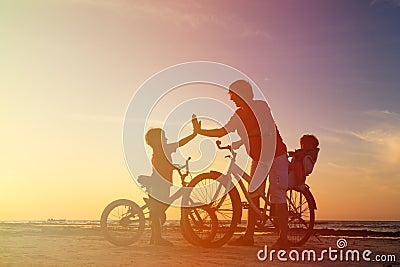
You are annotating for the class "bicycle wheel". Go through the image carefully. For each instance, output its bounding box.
[180,206,218,246]
[100,199,145,246]
[181,172,242,248]
[286,187,315,246]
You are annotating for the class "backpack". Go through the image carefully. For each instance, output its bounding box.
[288,148,319,186]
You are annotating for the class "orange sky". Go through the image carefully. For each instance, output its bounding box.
[1,0,399,221]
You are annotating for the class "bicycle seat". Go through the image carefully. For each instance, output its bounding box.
[138,175,152,193]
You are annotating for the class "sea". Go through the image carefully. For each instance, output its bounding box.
[313,220,400,233]
[0,220,399,238]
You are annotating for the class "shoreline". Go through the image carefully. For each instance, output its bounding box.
[1,221,399,238]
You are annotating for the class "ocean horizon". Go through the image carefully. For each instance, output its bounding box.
[1,220,399,238]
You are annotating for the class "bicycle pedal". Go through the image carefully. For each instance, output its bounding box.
[241,202,249,209]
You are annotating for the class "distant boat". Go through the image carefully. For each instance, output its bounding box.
[47,218,66,222]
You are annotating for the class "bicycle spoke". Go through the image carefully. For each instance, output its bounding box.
[101,200,145,246]
[181,172,241,247]
[286,188,315,246]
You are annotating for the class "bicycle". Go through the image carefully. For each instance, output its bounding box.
[100,157,217,246]
[180,140,317,248]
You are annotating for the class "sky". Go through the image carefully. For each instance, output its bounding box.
[1,0,400,221]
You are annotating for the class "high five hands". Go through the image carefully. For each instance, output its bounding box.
[192,114,201,135]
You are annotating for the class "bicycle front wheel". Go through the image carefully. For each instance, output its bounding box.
[180,205,218,246]
[286,187,315,246]
[181,171,242,248]
[100,199,145,246]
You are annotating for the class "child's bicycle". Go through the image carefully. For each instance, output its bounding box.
[179,140,317,248]
[100,157,213,246]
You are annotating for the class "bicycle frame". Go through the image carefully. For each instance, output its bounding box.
[213,144,269,223]
[139,156,207,209]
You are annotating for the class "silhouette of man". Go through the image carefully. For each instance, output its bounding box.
[194,80,289,247]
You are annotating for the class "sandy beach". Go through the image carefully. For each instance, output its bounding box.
[0,222,399,267]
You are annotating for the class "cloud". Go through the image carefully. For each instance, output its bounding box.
[354,129,400,163]
[70,0,121,8]
[73,0,230,29]
[129,2,269,39]
[74,114,123,124]
[238,25,271,39]
[347,111,400,164]
[320,109,400,186]
[70,0,270,39]
[325,110,400,142]
[370,0,400,7]
[319,128,361,143]
[363,109,400,122]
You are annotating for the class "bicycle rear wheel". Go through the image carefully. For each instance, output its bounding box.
[181,172,242,248]
[100,199,145,246]
[286,187,315,246]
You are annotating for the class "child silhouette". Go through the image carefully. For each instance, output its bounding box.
[288,134,320,188]
[143,116,199,246]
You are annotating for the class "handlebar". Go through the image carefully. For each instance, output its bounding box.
[216,140,232,151]
[216,140,237,160]
[185,156,191,169]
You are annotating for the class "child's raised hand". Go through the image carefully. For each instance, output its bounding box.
[192,114,201,134]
